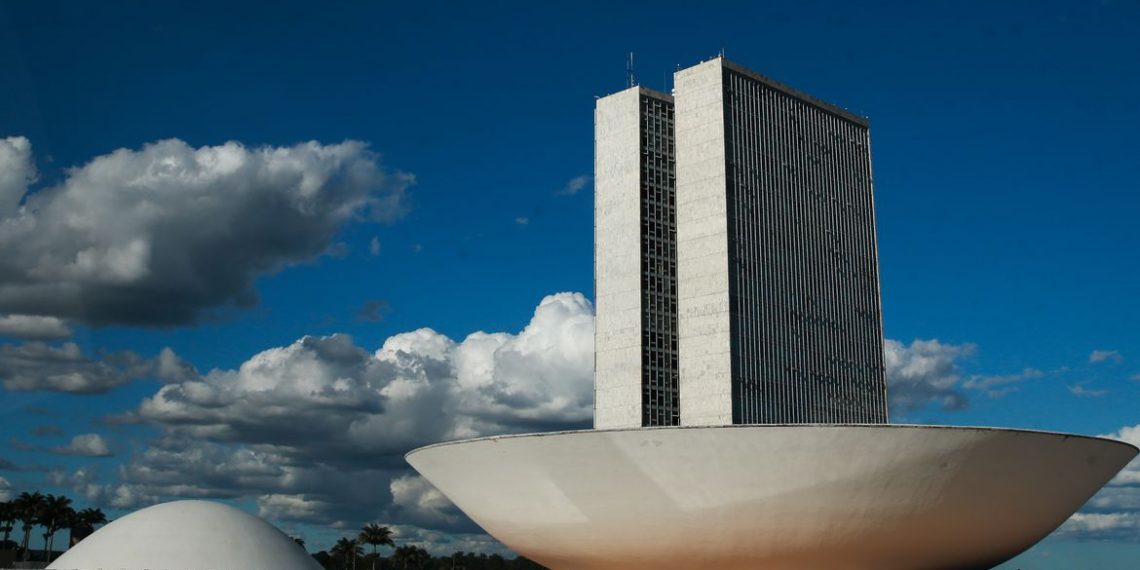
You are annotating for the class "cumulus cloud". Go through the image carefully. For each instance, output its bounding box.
[1067,382,1108,398]
[51,466,148,509]
[63,435,465,533]
[1090,349,1124,364]
[153,347,200,384]
[884,339,975,413]
[0,137,37,217]
[557,174,591,196]
[1106,425,1140,486]
[389,526,509,557]
[73,293,593,533]
[137,293,593,464]
[0,341,149,394]
[1088,487,1140,511]
[52,433,113,457]
[961,368,1042,399]
[0,315,72,340]
[259,494,337,526]
[1059,424,1140,541]
[0,138,411,326]
[1059,513,1140,539]
[389,474,464,529]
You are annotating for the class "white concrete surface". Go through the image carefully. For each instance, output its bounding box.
[674,59,734,426]
[48,500,320,570]
[407,425,1137,570]
[593,86,646,429]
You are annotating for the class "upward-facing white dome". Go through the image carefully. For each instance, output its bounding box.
[49,500,321,570]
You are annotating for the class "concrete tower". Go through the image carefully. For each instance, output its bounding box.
[594,86,679,429]
[674,57,888,425]
[595,57,888,428]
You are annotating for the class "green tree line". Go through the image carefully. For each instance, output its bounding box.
[0,491,108,563]
[311,524,547,570]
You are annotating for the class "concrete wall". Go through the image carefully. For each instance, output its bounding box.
[674,59,734,426]
[593,87,643,429]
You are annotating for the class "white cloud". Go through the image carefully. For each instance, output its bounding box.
[961,367,1042,399]
[1059,513,1140,538]
[1088,487,1140,511]
[52,433,113,457]
[137,292,594,462]
[0,475,11,501]
[388,526,509,557]
[79,293,594,533]
[369,236,382,256]
[1059,424,1140,541]
[0,314,72,340]
[0,138,411,326]
[1090,349,1124,364]
[154,347,200,384]
[0,341,148,393]
[0,136,37,217]
[389,474,462,528]
[258,494,330,524]
[63,436,439,532]
[884,339,975,413]
[514,216,529,225]
[557,174,591,196]
[1105,425,1140,486]
[1068,382,1108,398]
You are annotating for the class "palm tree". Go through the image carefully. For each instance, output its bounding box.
[390,545,430,570]
[70,508,107,547]
[40,494,73,562]
[0,501,16,548]
[12,491,44,561]
[330,537,363,570]
[74,508,106,544]
[358,523,394,570]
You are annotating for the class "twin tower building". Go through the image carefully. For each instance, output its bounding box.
[594,56,889,429]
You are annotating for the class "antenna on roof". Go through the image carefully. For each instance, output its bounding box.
[627,52,636,88]
[719,47,726,58]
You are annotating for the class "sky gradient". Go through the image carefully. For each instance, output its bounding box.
[1,1,1138,567]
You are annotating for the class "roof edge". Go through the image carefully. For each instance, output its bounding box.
[714,57,869,127]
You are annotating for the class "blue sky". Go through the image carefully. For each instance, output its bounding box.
[0,1,1137,566]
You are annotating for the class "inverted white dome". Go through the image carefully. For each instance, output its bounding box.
[408,425,1138,570]
[49,500,320,570]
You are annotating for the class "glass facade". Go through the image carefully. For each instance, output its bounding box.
[721,67,888,424]
[638,93,680,427]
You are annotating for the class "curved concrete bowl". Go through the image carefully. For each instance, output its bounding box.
[407,425,1136,570]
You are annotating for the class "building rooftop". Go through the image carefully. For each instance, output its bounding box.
[681,56,870,127]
